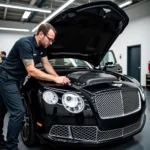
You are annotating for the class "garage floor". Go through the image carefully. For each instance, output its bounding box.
[3,89,150,150]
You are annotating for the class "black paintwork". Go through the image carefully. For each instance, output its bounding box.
[20,67,146,146]
[47,1,129,67]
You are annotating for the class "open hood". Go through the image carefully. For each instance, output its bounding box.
[47,1,129,67]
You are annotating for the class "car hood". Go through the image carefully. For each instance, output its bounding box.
[47,1,129,66]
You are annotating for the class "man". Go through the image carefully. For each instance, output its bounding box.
[0,23,70,150]
[0,51,7,64]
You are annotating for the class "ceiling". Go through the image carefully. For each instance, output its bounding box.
[0,0,145,24]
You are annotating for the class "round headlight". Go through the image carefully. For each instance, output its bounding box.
[43,90,58,104]
[62,92,85,114]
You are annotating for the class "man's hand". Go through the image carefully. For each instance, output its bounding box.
[54,76,70,85]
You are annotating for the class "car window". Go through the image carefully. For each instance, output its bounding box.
[64,58,74,66]
[74,59,89,67]
[53,58,91,67]
[35,58,92,68]
[100,51,116,66]
[108,52,116,64]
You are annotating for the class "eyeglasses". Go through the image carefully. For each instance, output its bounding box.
[45,35,55,43]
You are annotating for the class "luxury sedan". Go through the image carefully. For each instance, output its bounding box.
[20,0,146,147]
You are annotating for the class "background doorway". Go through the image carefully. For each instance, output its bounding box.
[127,45,141,83]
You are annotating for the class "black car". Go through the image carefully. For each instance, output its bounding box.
[20,1,146,147]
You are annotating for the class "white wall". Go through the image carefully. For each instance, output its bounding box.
[110,0,150,86]
[0,31,30,55]
[0,20,37,55]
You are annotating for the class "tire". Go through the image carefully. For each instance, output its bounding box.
[21,94,38,147]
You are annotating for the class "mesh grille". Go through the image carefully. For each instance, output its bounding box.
[124,119,142,136]
[72,126,97,141]
[49,117,143,142]
[50,125,70,138]
[95,91,124,119]
[122,90,140,114]
[95,89,141,119]
[97,128,123,141]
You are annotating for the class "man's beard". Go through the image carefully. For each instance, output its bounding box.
[39,40,46,48]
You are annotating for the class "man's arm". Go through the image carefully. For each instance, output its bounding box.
[23,59,56,81]
[40,56,58,77]
[22,59,70,84]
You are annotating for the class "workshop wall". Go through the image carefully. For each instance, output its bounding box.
[110,0,150,86]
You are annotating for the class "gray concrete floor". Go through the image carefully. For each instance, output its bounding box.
[3,89,150,150]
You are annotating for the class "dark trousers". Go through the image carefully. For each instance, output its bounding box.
[0,72,25,150]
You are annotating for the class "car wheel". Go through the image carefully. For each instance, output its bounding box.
[21,94,37,146]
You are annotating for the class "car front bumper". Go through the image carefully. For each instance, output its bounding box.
[37,114,146,147]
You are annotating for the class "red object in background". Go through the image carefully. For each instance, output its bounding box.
[119,54,122,59]
[148,61,150,73]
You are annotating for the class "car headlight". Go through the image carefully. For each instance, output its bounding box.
[62,92,85,114]
[43,90,58,104]
[139,86,146,101]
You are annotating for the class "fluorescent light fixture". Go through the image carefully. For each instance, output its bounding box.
[0,3,51,13]
[119,0,132,8]
[0,27,29,32]
[32,0,75,32]
[22,11,31,19]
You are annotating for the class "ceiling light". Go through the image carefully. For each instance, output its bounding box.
[32,0,75,32]
[119,0,132,8]
[22,11,31,19]
[0,27,29,32]
[0,3,51,13]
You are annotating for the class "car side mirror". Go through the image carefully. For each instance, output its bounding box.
[105,61,113,66]
[105,61,115,67]
[103,61,115,71]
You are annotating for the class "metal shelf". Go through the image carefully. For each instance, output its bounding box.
[146,74,150,89]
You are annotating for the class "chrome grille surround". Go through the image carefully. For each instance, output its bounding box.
[49,117,143,143]
[94,89,141,119]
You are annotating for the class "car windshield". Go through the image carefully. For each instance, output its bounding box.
[36,51,116,68]
[35,58,92,68]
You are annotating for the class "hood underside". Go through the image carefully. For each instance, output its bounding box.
[48,1,129,66]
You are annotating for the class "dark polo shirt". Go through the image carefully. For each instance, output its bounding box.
[0,35,47,81]
[2,57,6,61]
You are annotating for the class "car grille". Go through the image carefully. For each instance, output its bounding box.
[49,117,143,142]
[50,125,70,139]
[72,126,97,141]
[94,89,141,119]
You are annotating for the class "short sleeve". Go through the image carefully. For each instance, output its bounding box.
[17,38,33,60]
[41,48,47,58]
